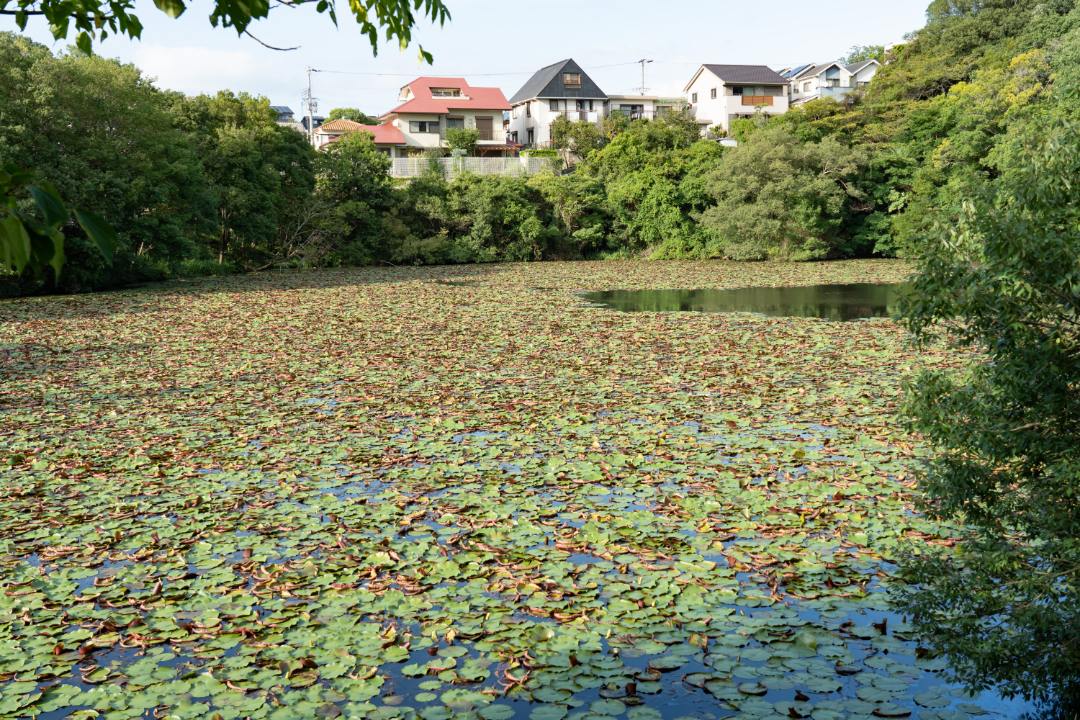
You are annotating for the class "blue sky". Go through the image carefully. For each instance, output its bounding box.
[5,0,929,118]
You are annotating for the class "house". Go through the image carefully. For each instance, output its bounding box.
[376,77,515,158]
[684,64,791,134]
[299,116,326,133]
[845,59,880,87]
[313,118,407,156]
[507,59,607,146]
[271,105,295,124]
[781,60,881,106]
[606,95,686,121]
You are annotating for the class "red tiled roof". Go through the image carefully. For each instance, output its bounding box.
[325,123,406,145]
[390,77,511,114]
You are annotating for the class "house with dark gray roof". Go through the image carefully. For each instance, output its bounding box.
[683,64,791,134]
[506,59,607,146]
[780,59,881,106]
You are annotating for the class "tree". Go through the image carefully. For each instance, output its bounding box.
[316,129,393,264]
[0,0,448,60]
[841,44,885,65]
[895,112,1080,709]
[699,126,871,260]
[327,108,378,125]
[0,0,449,279]
[1,33,206,290]
[171,90,315,267]
[444,126,480,156]
[549,116,603,165]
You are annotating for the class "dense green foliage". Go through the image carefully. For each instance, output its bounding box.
[0,0,449,280]
[326,108,379,125]
[7,0,1080,294]
[896,111,1080,708]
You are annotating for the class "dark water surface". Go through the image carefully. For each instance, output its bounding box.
[583,283,908,321]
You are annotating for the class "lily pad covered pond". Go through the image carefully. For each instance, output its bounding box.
[581,284,907,322]
[0,260,1031,720]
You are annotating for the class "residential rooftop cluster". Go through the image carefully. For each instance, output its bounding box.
[272,56,882,162]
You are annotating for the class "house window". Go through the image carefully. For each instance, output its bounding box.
[431,88,461,97]
[408,120,439,133]
[710,88,717,99]
[826,79,840,87]
[511,131,518,143]
[527,128,534,144]
[446,117,465,129]
[691,92,697,103]
[732,86,744,95]
[588,100,594,111]
[803,82,811,93]
[563,73,581,86]
[526,103,531,117]
[550,100,559,111]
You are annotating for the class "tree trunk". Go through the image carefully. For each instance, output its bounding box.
[219,209,230,264]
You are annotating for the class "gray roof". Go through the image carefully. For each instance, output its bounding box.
[701,64,789,84]
[508,59,607,105]
[781,64,812,79]
[844,59,878,73]
[793,62,842,79]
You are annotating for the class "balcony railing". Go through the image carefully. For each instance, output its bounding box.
[740,96,775,106]
[390,156,554,178]
[440,127,507,143]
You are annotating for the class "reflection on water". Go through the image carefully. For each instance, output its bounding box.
[582,283,908,321]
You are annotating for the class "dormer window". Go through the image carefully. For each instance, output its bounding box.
[431,88,461,97]
[563,73,581,86]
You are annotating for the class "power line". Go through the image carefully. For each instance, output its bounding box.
[311,60,641,77]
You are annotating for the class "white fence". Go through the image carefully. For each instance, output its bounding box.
[391,156,555,178]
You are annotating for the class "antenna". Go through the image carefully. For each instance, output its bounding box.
[303,67,320,145]
[637,59,653,96]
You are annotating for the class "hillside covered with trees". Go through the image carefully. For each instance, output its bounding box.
[3,0,1080,293]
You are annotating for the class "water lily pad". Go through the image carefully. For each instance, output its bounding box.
[531,706,569,720]
[914,693,951,708]
[589,699,626,716]
[648,655,688,671]
[479,705,517,720]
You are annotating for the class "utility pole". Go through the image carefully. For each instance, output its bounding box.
[637,59,653,96]
[303,67,319,145]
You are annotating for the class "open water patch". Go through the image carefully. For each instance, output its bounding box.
[581,283,908,321]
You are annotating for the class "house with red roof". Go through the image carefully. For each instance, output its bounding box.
[314,118,407,156]
[376,77,517,157]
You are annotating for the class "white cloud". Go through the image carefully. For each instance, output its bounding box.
[131,43,286,96]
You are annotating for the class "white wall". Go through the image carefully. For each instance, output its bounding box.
[388,109,508,154]
[507,98,603,144]
[851,64,878,85]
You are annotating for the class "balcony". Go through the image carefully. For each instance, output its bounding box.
[740,95,775,106]
[440,127,507,143]
[614,109,677,121]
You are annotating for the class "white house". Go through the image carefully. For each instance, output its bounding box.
[780,60,881,106]
[846,59,880,87]
[683,64,791,134]
[376,77,515,158]
[507,59,607,147]
[605,95,686,121]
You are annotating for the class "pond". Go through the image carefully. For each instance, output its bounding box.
[582,283,907,321]
[4,261,1056,720]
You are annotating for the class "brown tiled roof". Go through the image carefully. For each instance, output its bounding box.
[317,118,367,132]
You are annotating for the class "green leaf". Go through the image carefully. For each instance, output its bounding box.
[152,0,187,18]
[28,184,67,227]
[73,209,118,264]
